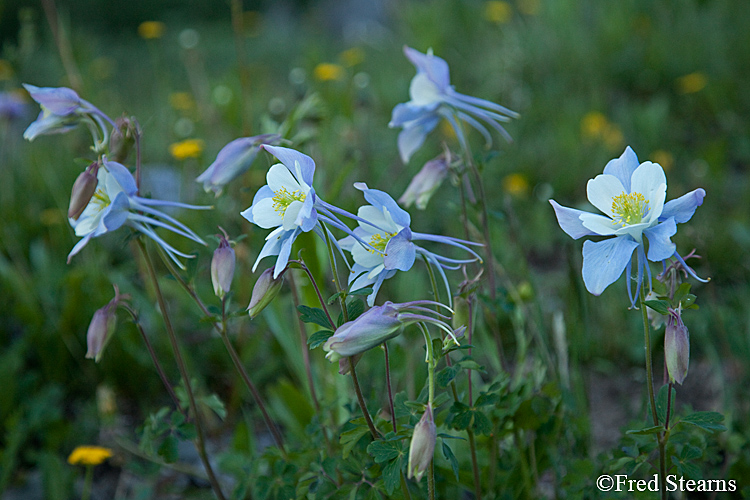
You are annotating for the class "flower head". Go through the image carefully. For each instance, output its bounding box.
[67,446,113,466]
[240,145,319,277]
[197,134,281,196]
[399,149,451,210]
[339,183,482,306]
[323,300,460,362]
[665,306,690,384]
[550,146,706,305]
[407,403,436,482]
[170,138,203,160]
[389,46,518,163]
[69,157,210,269]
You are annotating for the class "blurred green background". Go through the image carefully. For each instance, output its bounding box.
[2,0,750,497]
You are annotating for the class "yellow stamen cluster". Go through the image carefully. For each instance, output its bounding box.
[67,445,113,466]
[612,192,649,225]
[272,187,306,216]
[368,232,396,254]
[92,187,111,210]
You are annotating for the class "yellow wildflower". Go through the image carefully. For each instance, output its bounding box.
[484,1,512,24]
[650,150,674,171]
[67,446,113,466]
[676,72,707,94]
[313,63,345,82]
[170,139,204,160]
[339,47,365,67]
[581,111,608,139]
[138,21,166,40]
[169,92,195,112]
[502,173,529,197]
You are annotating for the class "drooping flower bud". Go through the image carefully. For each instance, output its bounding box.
[86,285,128,362]
[197,134,282,197]
[211,228,235,298]
[665,306,689,385]
[247,267,285,318]
[398,149,450,210]
[407,403,436,482]
[68,162,100,220]
[109,116,137,163]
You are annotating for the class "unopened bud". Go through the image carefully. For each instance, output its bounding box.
[68,162,99,220]
[247,267,284,318]
[86,285,127,362]
[452,295,470,331]
[407,403,436,482]
[665,307,690,385]
[211,229,235,298]
[109,116,136,163]
[399,150,450,210]
[323,302,403,362]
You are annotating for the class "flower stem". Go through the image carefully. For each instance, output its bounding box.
[287,272,322,413]
[384,342,397,434]
[419,323,436,500]
[121,304,182,413]
[350,357,379,440]
[137,240,226,500]
[639,286,666,500]
[322,224,349,323]
[288,259,335,329]
[220,297,287,457]
[81,465,93,500]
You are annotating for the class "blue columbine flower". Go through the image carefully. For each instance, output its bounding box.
[196,134,281,197]
[389,46,519,163]
[339,183,483,306]
[22,84,116,144]
[550,146,706,306]
[69,157,210,268]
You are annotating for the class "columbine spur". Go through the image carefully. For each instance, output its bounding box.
[550,146,706,305]
[389,46,519,163]
[339,183,482,306]
[69,157,209,268]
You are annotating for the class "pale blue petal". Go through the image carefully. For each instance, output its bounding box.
[383,228,416,271]
[274,227,300,278]
[251,197,283,229]
[403,46,450,90]
[102,193,130,232]
[643,218,677,262]
[579,212,620,236]
[262,145,316,187]
[549,200,596,239]
[23,84,81,115]
[104,159,138,196]
[67,233,94,263]
[582,237,639,296]
[397,115,440,163]
[355,184,411,229]
[241,186,274,225]
[297,192,318,232]
[602,146,639,192]
[660,188,706,224]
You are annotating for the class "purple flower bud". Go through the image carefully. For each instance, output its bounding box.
[211,229,236,298]
[665,307,690,385]
[197,134,281,197]
[399,150,450,210]
[407,403,436,482]
[323,302,403,362]
[109,116,137,163]
[86,286,127,362]
[247,267,285,318]
[68,162,100,220]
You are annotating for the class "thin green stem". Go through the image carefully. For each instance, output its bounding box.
[138,240,226,500]
[288,272,322,412]
[322,225,348,323]
[81,465,93,500]
[121,304,181,412]
[220,297,287,457]
[419,323,436,500]
[639,286,666,500]
[288,259,335,328]
[384,343,398,434]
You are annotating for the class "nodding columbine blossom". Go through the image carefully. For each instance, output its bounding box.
[338,183,483,306]
[407,403,436,482]
[550,146,707,306]
[322,300,464,362]
[665,306,690,384]
[197,134,281,197]
[22,84,116,145]
[389,46,519,163]
[69,157,210,268]
[399,149,451,210]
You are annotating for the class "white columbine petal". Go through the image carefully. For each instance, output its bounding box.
[586,174,625,218]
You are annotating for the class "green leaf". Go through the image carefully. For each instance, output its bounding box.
[349,287,373,297]
[346,299,365,322]
[175,421,197,441]
[682,294,697,308]
[381,456,405,496]
[644,300,670,316]
[340,423,371,459]
[626,425,664,435]
[475,392,499,407]
[158,435,179,463]
[441,441,460,481]
[297,305,334,329]
[327,291,344,305]
[436,365,461,388]
[656,384,675,425]
[680,445,703,462]
[673,282,692,304]
[307,330,334,350]
[678,411,727,433]
[200,393,227,420]
[367,440,401,464]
